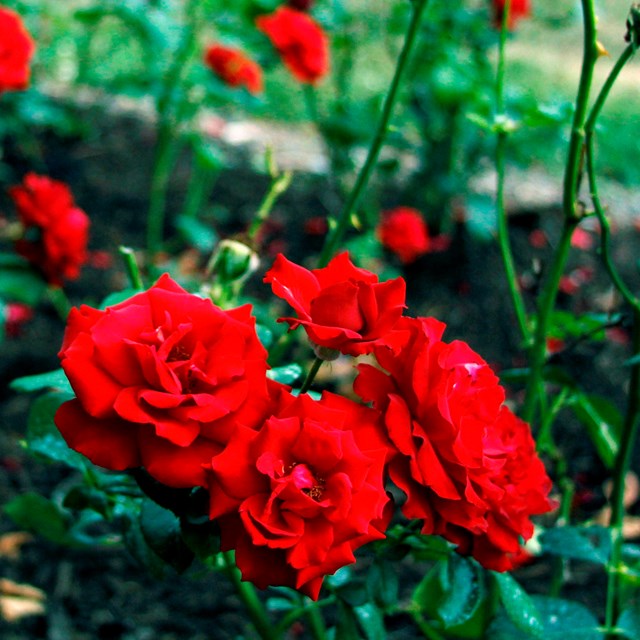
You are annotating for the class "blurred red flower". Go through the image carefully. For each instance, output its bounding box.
[378,206,430,264]
[492,0,531,30]
[204,44,263,95]
[264,252,406,356]
[355,316,555,571]
[256,7,329,84]
[9,173,90,286]
[207,390,391,599]
[0,7,34,93]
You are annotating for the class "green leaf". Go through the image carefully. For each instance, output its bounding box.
[26,392,88,471]
[267,364,303,385]
[10,369,72,394]
[0,263,47,306]
[437,556,485,628]
[568,393,622,469]
[488,595,603,639]
[4,493,70,545]
[139,498,194,574]
[367,559,398,612]
[353,603,386,640]
[175,215,218,252]
[617,606,640,640]
[549,311,608,342]
[180,518,220,561]
[494,572,545,638]
[539,526,611,565]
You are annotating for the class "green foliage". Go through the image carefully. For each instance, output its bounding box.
[487,595,604,640]
[539,525,611,565]
[493,572,545,638]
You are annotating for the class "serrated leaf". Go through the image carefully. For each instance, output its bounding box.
[267,364,303,385]
[568,393,621,469]
[10,369,72,393]
[539,526,611,565]
[488,595,603,639]
[494,572,545,638]
[26,392,88,471]
[4,493,70,545]
[139,498,194,573]
[437,556,485,628]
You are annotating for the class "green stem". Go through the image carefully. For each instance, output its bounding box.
[302,597,328,640]
[494,0,530,345]
[147,0,199,256]
[299,357,324,394]
[118,246,144,290]
[248,170,294,242]
[605,308,640,638]
[562,0,598,222]
[584,43,640,312]
[408,607,447,640]
[317,0,432,267]
[221,551,278,640]
[47,285,72,322]
[522,0,598,424]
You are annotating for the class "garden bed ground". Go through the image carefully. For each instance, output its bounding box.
[1,97,639,639]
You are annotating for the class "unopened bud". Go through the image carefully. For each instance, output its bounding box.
[209,239,259,285]
[625,4,640,47]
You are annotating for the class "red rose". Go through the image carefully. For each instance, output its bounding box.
[55,274,272,488]
[264,252,406,356]
[492,0,531,29]
[354,316,554,571]
[0,7,34,93]
[10,173,90,285]
[378,207,430,265]
[204,44,263,95]
[256,7,329,84]
[207,390,391,599]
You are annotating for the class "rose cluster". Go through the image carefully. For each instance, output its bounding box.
[204,4,329,93]
[55,253,554,598]
[9,173,90,286]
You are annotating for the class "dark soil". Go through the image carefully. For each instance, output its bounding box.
[1,98,639,639]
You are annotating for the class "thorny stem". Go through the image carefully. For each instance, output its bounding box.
[605,308,640,637]
[221,551,278,640]
[494,0,530,345]
[317,0,432,267]
[522,0,598,424]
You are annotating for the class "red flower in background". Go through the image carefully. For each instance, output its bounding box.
[208,390,391,599]
[492,0,531,30]
[204,44,263,95]
[355,316,554,571]
[256,7,329,84]
[55,274,272,488]
[0,7,34,93]
[378,207,430,264]
[264,252,406,356]
[9,173,89,285]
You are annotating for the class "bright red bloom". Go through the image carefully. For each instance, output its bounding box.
[264,252,406,356]
[207,390,391,599]
[378,207,430,265]
[256,7,329,84]
[10,173,90,285]
[0,7,34,93]
[204,44,263,95]
[492,0,531,30]
[55,274,272,488]
[355,316,555,571]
